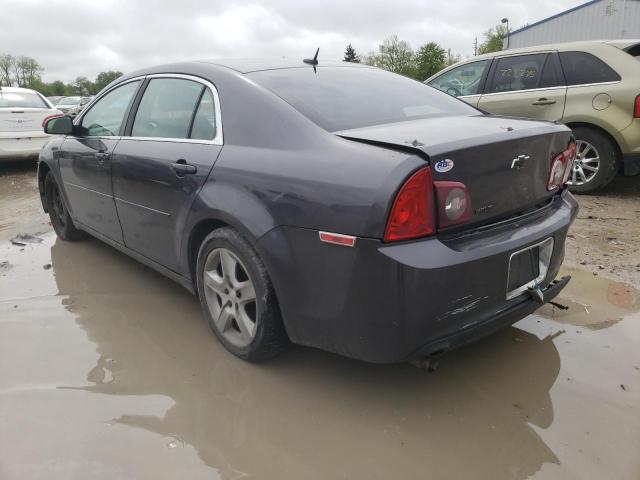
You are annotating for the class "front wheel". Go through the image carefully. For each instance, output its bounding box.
[567,127,619,193]
[196,227,288,361]
[44,172,87,241]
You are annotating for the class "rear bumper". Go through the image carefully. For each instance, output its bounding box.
[0,135,51,160]
[257,190,579,363]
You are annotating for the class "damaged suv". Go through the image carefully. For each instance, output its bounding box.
[38,60,578,363]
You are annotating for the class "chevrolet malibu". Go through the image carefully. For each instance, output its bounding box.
[38,59,578,363]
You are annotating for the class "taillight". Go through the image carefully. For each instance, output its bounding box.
[42,114,63,128]
[634,95,640,118]
[547,141,576,190]
[434,181,473,228]
[383,166,435,242]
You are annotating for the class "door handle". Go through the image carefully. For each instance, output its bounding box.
[171,160,197,177]
[532,98,557,106]
[95,152,110,162]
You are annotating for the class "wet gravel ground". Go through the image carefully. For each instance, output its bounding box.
[1,162,639,479]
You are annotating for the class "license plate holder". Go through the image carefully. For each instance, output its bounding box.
[506,238,554,300]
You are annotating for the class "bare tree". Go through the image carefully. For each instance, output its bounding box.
[13,56,43,87]
[0,53,14,86]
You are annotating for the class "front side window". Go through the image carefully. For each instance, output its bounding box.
[131,78,204,139]
[428,60,490,97]
[0,91,48,109]
[559,51,621,85]
[487,54,549,93]
[80,81,140,136]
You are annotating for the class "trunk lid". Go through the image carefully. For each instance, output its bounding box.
[337,115,572,229]
[0,107,55,134]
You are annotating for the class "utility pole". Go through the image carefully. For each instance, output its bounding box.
[473,37,478,56]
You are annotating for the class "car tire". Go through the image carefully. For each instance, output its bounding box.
[196,227,289,362]
[568,127,619,194]
[44,172,87,241]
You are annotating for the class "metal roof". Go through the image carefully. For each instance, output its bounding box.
[509,0,602,36]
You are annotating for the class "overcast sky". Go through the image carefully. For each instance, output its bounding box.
[1,0,582,82]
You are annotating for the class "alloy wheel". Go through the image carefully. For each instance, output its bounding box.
[202,248,258,347]
[568,140,600,186]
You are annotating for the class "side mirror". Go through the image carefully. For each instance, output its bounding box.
[44,115,74,135]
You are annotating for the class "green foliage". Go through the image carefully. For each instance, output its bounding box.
[415,42,446,80]
[343,44,360,63]
[478,24,507,55]
[0,51,123,97]
[365,35,417,78]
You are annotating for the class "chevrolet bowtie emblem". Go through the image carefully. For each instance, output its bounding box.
[511,154,531,170]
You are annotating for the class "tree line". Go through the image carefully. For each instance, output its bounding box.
[0,53,122,96]
[343,26,505,80]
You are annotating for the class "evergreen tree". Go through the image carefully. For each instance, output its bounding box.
[343,44,360,63]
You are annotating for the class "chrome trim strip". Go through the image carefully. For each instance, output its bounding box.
[114,196,171,216]
[567,80,621,88]
[65,182,112,198]
[480,86,567,98]
[75,73,224,146]
[458,94,481,100]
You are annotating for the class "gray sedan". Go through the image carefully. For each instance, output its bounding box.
[38,59,578,363]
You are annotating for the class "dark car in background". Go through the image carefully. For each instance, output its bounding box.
[38,60,578,363]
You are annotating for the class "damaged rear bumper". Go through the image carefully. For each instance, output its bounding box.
[257,190,579,363]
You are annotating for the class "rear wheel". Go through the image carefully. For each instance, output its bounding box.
[44,173,86,241]
[196,227,288,361]
[567,127,619,193]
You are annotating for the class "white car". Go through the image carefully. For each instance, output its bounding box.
[0,86,62,161]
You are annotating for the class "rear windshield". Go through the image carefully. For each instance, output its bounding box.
[248,66,478,131]
[0,91,48,109]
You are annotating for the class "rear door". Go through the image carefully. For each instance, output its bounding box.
[111,75,222,273]
[427,59,492,107]
[58,79,142,243]
[478,53,567,121]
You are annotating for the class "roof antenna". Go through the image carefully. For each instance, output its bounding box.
[303,48,319,73]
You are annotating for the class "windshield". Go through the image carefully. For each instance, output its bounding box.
[248,66,479,131]
[58,96,81,105]
[0,91,49,109]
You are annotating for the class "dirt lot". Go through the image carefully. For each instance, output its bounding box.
[1,162,639,479]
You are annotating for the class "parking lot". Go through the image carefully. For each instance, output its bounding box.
[0,161,638,479]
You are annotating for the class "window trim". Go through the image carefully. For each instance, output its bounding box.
[74,73,224,145]
[557,50,622,87]
[125,73,223,145]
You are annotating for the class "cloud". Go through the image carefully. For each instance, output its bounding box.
[0,0,580,82]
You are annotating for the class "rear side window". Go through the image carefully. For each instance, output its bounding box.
[0,91,48,109]
[539,54,565,88]
[625,43,640,60]
[190,89,216,140]
[131,78,204,139]
[428,60,490,97]
[487,54,548,93]
[559,51,621,85]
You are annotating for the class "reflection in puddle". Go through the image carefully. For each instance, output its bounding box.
[1,234,639,479]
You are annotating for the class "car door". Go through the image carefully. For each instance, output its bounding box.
[58,79,142,243]
[111,75,223,273]
[427,59,492,107]
[477,53,567,121]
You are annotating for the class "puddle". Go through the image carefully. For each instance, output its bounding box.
[1,234,639,479]
[538,267,638,330]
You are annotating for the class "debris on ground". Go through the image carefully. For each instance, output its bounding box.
[10,233,43,246]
